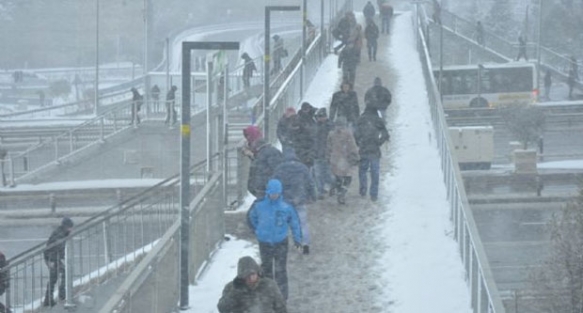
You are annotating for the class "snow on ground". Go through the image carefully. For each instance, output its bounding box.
[186,12,471,313]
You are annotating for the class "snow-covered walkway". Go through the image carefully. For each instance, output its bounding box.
[187,12,472,313]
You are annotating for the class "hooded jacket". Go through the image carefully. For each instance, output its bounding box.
[354,107,390,158]
[217,256,287,313]
[364,78,392,111]
[44,225,71,262]
[248,179,302,245]
[247,140,284,198]
[243,125,263,152]
[272,150,316,206]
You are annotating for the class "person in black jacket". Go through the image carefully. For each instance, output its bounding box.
[43,217,74,307]
[0,251,10,313]
[165,85,178,126]
[241,52,257,89]
[247,139,284,199]
[364,18,380,62]
[293,102,317,168]
[276,107,298,156]
[130,88,143,125]
[329,81,360,128]
[354,105,389,202]
[364,77,392,120]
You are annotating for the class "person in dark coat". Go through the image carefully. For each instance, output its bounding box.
[516,35,528,61]
[329,80,360,127]
[338,44,360,86]
[247,139,284,199]
[364,18,380,62]
[273,149,316,254]
[0,251,10,313]
[354,105,389,202]
[364,77,392,120]
[165,85,178,126]
[241,52,257,89]
[276,107,298,156]
[313,108,335,199]
[327,116,359,204]
[247,179,303,301]
[363,1,376,20]
[333,11,356,54]
[130,88,143,125]
[150,84,161,112]
[293,102,317,168]
[43,217,74,307]
[217,256,287,313]
[544,69,552,101]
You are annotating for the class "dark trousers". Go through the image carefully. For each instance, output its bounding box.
[381,16,390,33]
[259,240,289,300]
[165,101,177,125]
[44,260,65,305]
[516,48,527,61]
[367,40,377,61]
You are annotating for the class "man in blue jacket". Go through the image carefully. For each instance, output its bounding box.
[248,179,302,301]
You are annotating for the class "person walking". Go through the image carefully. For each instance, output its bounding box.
[293,102,317,169]
[332,12,356,54]
[363,1,376,21]
[273,149,316,254]
[516,35,528,61]
[329,80,360,128]
[247,138,284,200]
[43,217,74,307]
[247,179,303,301]
[217,256,287,313]
[150,84,161,113]
[476,21,484,46]
[130,88,143,125]
[379,1,393,34]
[0,251,10,313]
[364,77,392,120]
[338,44,360,86]
[165,85,178,126]
[276,107,299,156]
[313,108,335,199]
[241,52,257,90]
[354,104,390,202]
[364,18,380,62]
[327,116,360,204]
[544,69,552,101]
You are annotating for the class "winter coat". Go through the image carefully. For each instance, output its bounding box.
[43,226,70,262]
[364,85,392,111]
[293,108,317,167]
[379,3,393,16]
[217,257,287,313]
[365,22,380,42]
[247,140,284,198]
[363,2,376,20]
[131,89,143,111]
[339,46,360,72]
[248,179,302,245]
[272,149,316,206]
[276,114,298,147]
[0,252,8,296]
[330,89,360,125]
[314,119,335,159]
[334,16,352,41]
[354,107,390,158]
[327,126,359,176]
[242,54,257,78]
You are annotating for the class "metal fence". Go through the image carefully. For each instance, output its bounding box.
[415,7,506,313]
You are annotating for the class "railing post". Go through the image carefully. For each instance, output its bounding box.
[8,156,15,186]
[103,219,112,264]
[100,116,105,142]
[69,130,74,154]
[64,239,75,308]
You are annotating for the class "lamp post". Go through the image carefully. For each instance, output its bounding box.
[94,0,100,116]
[179,41,239,310]
[263,5,301,141]
[536,0,543,97]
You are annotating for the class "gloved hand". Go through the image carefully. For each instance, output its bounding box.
[294,242,303,252]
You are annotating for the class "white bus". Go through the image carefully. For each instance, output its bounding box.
[433,62,538,109]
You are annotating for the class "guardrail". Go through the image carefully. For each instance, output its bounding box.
[416,7,506,313]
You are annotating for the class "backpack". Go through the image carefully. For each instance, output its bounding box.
[356,116,381,147]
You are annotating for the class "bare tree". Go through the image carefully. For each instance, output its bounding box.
[500,105,545,149]
[530,185,583,312]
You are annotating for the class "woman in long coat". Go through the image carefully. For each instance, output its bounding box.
[326,116,360,204]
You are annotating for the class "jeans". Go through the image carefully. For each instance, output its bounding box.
[294,203,310,245]
[359,155,380,199]
[381,16,390,33]
[367,40,377,61]
[313,159,334,195]
[259,241,289,300]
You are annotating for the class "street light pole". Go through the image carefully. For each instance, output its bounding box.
[536,0,543,97]
[94,0,100,116]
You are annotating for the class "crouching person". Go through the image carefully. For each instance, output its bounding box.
[247,179,303,301]
[217,256,287,313]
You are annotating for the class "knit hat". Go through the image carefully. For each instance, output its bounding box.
[61,217,74,228]
[284,107,296,117]
[316,108,327,118]
[237,256,261,279]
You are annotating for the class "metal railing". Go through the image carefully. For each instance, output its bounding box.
[416,8,506,313]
